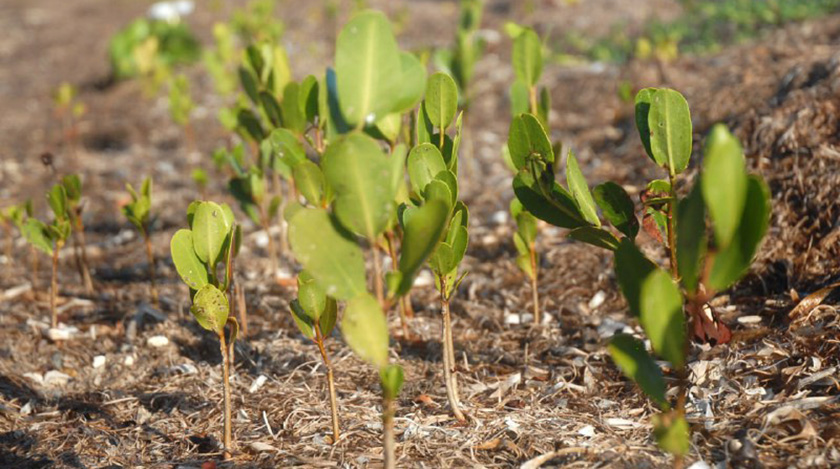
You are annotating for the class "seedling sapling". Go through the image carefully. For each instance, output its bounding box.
[53,82,86,158]
[123,177,159,308]
[22,185,72,328]
[170,201,241,459]
[289,271,340,442]
[409,72,470,421]
[1,202,31,278]
[61,174,94,294]
[505,25,549,324]
[285,10,449,468]
[508,88,770,464]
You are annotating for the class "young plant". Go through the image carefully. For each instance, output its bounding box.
[508,88,770,464]
[433,0,485,108]
[408,72,470,421]
[23,185,72,328]
[284,10,449,468]
[122,177,159,308]
[289,271,340,442]
[202,22,237,96]
[168,74,196,152]
[505,26,548,324]
[60,175,94,294]
[170,201,241,459]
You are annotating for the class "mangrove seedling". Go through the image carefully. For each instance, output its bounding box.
[170,200,241,459]
[510,198,540,323]
[409,71,470,421]
[123,177,159,308]
[61,174,94,294]
[23,185,72,328]
[289,271,340,442]
[507,88,770,464]
[286,10,448,468]
[1,202,31,278]
[507,24,550,127]
[53,82,86,157]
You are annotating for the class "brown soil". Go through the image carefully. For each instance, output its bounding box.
[1,1,839,468]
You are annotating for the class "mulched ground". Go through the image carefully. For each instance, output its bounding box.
[1,1,839,467]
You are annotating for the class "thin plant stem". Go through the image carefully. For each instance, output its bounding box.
[31,245,39,292]
[50,242,62,328]
[382,394,396,469]
[667,173,679,280]
[219,330,233,460]
[529,86,538,116]
[72,214,93,294]
[236,283,248,337]
[143,231,159,309]
[260,207,278,278]
[439,275,465,421]
[530,248,540,325]
[384,231,411,336]
[371,245,384,306]
[315,324,340,443]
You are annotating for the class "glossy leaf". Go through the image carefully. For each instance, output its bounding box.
[593,182,639,239]
[507,113,553,170]
[701,124,747,249]
[288,208,366,300]
[634,87,656,160]
[425,72,458,132]
[322,134,395,240]
[335,10,401,127]
[395,199,449,296]
[640,269,686,368]
[191,201,232,266]
[568,226,620,250]
[380,364,404,399]
[392,52,426,114]
[608,334,668,409]
[341,293,389,368]
[23,219,53,255]
[191,284,229,334]
[407,143,447,195]
[297,270,327,321]
[566,151,600,226]
[289,299,315,339]
[509,81,529,117]
[512,172,584,229]
[648,88,692,175]
[170,229,209,291]
[293,160,325,207]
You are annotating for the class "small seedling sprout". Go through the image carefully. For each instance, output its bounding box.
[123,177,158,308]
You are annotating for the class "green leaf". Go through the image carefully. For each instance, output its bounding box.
[507,113,553,170]
[407,143,447,195]
[297,270,327,321]
[61,174,82,203]
[299,75,319,124]
[288,208,366,300]
[47,185,67,220]
[281,81,306,134]
[614,239,657,317]
[237,108,266,142]
[322,133,395,240]
[267,128,306,169]
[380,364,404,399]
[677,181,706,294]
[653,413,690,456]
[512,28,542,87]
[191,201,232,266]
[425,72,458,132]
[372,112,402,143]
[701,124,747,249]
[593,182,639,239]
[319,297,338,337]
[335,10,401,128]
[341,292,389,369]
[640,269,686,368]
[634,87,656,160]
[191,284,229,334]
[415,102,434,145]
[425,171,458,208]
[648,88,692,175]
[392,52,427,114]
[390,143,408,203]
[512,172,584,229]
[238,66,260,104]
[608,334,668,409]
[259,90,283,128]
[293,160,325,207]
[395,199,449,296]
[565,151,600,226]
[290,299,315,339]
[708,175,770,292]
[170,229,209,291]
[568,226,620,250]
[23,218,53,255]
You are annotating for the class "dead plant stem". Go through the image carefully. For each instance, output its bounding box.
[219,330,233,459]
